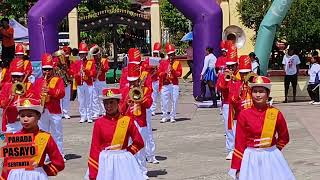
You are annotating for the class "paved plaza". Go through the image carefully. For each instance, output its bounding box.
[3,82,320,180]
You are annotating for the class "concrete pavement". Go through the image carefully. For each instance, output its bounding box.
[2,81,320,180]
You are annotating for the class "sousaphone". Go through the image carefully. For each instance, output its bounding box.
[223,25,246,49]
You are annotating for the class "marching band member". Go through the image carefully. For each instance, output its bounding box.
[215,42,228,73]
[1,98,65,180]
[119,48,153,179]
[31,53,66,160]
[88,88,144,180]
[215,43,228,114]
[92,45,110,119]
[60,46,72,119]
[0,58,33,132]
[158,43,182,123]
[141,42,162,116]
[0,59,11,89]
[227,55,255,160]
[141,43,161,164]
[70,42,97,123]
[216,56,240,160]
[15,43,32,79]
[229,76,295,180]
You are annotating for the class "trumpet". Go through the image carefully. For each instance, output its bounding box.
[244,72,258,84]
[40,73,49,106]
[224,71,234,81]
[12,82,26,96]
[128,75,147,116]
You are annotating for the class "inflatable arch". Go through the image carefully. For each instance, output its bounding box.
[28,0,222,97]
[254,0,293,75]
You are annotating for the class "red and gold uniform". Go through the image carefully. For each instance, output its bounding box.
[119,67,129,89]
[1,129,65,179]
[229,76,294,180]
[119,57,153,128]
[15,43,32,78]
[92,56,110,118]
[119,70,153,128]
[0,66,11,88]
[158,43,182,122]
[0,58,33,132]
[228,56,254,130]
[31,74,65,114]
[1,98,65,180]
[30,53,65,156]
[231,106,290,170]
[96,57,109,82]
[158,59,182,91]
[69,44,96,122]
[119,48,151,178]
[88,88,144,180]
[70,58,96,87]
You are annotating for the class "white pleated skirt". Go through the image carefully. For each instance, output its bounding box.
[229,146,295,180]
[8,167,48,180]
[96,150,144,180]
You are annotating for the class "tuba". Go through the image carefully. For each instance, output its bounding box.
[223,25,246,49]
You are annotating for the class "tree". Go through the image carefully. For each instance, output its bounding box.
[236,0,271,39]
[237,0,320,51]
[160,0,189,52]
[279,0,320,51]
[0,0,36,25]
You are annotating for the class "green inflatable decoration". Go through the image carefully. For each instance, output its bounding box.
[254,0,293,75]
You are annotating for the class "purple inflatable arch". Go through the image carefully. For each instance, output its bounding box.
[28,0,222,97]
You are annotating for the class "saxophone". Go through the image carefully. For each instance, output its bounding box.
[40,73,49,107]
[95,58,102,80]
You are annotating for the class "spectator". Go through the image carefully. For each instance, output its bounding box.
[249,52,260,75]
[183,41,193,82]
[307,51,320,105]
[0,18,15,65]
[282,47,301,103]
[199,47,217,107]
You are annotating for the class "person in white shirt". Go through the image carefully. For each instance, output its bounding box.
[199,47,218,107]
[249,52,260,75]
[307,51,320,105]
[282,48,301,103]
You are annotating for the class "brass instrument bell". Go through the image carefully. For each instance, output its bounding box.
[12,82,26,96]
[223,25,246,49]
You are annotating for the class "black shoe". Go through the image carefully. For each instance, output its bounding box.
[282,99,288,103]
[195,96,203,102]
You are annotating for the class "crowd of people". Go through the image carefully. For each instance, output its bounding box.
[0,23,318,179]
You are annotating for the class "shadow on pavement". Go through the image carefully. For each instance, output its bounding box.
[65,154,82,161]
[147,169,168,177]
[175,117,191,122]
[155,156,167,161]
